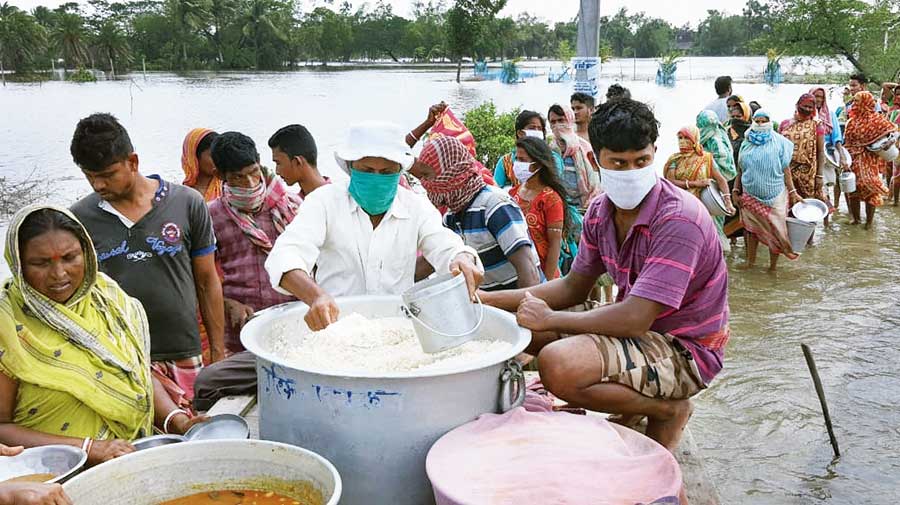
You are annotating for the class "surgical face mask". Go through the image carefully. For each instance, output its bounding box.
[598,163,658,210]
[513,161,537,183]
[523,129,544,139]
[348,168,401,215]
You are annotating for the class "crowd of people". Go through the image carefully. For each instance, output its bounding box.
[1,71,895,504]
[668,75,898,271]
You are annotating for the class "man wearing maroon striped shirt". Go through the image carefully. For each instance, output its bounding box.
[481,98,729,451]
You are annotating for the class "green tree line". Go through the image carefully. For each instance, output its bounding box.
[1,0,898,82]
[0,0,774,75]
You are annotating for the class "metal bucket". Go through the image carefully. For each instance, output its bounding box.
[240,295,530,505]
[824,146,850,186]
[700,180,729,217]
[63,439,341,504]
[401,273,484,353]
[786,217,816,253]
[840,170,857,193]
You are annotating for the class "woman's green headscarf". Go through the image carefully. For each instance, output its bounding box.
[0,205,153,440]
[697,109,738,180]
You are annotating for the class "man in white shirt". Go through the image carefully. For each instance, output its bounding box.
[704,76,732,123]
[265,121,483,330]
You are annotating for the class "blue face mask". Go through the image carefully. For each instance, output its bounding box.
[348,167,401,215]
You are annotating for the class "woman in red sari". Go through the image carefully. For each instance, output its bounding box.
[844,92,894,229]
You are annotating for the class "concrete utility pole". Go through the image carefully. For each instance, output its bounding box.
[576,0,600,58]
[574,0,601,97]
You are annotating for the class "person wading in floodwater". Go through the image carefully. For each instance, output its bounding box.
[480,98,730,452]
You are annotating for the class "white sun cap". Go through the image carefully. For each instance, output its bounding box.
[333,120,415,174]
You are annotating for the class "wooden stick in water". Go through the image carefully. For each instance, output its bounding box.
[801,343,840,458]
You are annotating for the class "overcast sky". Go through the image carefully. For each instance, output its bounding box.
[7,0,746,27]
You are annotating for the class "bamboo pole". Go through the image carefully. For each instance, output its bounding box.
[801,344,840,459]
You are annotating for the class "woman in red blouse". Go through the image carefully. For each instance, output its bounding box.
[510,137,573,280]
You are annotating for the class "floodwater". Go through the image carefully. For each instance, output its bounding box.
[1,56,897,503]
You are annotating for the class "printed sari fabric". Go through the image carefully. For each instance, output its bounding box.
[665,126,713,198]
[0,205,154,441]
[740,191,798,260]
[844,92,894,206]
[780,118,828,203]
[697,110,738,180]
[181,128,222,202]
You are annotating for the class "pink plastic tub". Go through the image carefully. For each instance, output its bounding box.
[426,407,682,505]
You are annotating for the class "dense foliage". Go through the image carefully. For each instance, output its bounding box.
[462,101,519,169]
[1,0,899,83]
[756,0,900,83]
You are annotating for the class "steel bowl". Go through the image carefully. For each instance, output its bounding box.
[132,434,186,451]
[0,445,87,484]
[791,198,829,223]
[184,414,250,441]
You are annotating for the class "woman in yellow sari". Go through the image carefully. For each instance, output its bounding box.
[665,126,736,214]
[0,206,205,466]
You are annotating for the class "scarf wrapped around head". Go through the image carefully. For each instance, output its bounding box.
[419,136,487,213]
[678,126,704,156]
[728,102,753,141]
[665,126,713,188]
[845,91,898,147]
[746,110,773,146]
[697,109,738,179]
[0,205,153,440]
[220,166,301,251]
[182,128,222,202]
[548,104,600,208]
[794,93,817,121]
[809,87,834,135]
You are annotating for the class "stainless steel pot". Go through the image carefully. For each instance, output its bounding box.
[240,295,530,505]
[62,439,341,504]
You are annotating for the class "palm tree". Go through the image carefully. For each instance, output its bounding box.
[52,12,88,68]
[0,3,48,77]
[205,0,237,66]
[166,0,210,68]
[30,5,54,29]
[93,20,131,77]
[239,0,285,70]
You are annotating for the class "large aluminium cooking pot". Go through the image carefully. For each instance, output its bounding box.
[240,295,531,505]
[62,439,341,504]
